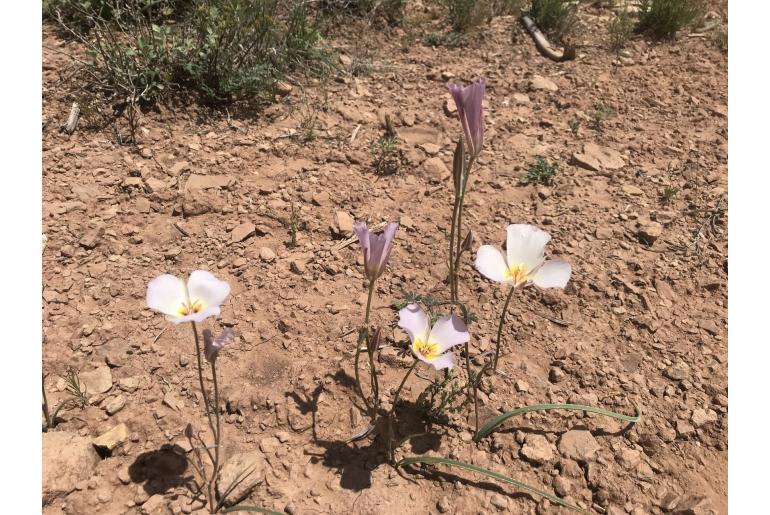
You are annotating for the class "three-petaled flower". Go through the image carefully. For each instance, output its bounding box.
[146,271,231,324]
[353,222,399,282]
[398,304,470,370]
[448,78,486,158]
[475,224,571,289]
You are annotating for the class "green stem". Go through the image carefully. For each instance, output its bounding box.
[452,155,474,302]
[387,359,419,462]
[448,190,461,303]
[462,341,479,432]
[42,373,51,430]
[211,360,222,507]
[474,403,642,442]
[191,322,217,511]
[493,286,516,371]
[354,280,376,417]
[191,322,216,433]
[390,359,418,412]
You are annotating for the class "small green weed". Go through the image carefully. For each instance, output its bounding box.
[520,157,557,186]
[589,103,614,130]
[661,186,679,203]
[568,118,581,136]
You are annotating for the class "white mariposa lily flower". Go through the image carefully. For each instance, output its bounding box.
[475,224,571,289]
[146,271,231,324]
[398,304,470,370]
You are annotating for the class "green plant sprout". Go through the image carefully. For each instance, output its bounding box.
[661,185,679,203]
[589,103,614,130]
[370,116,402,176]
[520,156,557,186]
[42,367,89,431]
[568,117,581,136]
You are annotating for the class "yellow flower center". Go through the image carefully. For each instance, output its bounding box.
[504,264,529,286]
[413,338,440,360]
[178,299,204,316]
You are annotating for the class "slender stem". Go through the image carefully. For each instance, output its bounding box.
[191,322,216,512]
[452,155,475,303]
[390,359,419,413]
[211,361,222,504]
[470,359,495,434]
[448,190,461,303]
[354,280,376,417]
[493,287,517,371]
[387,359,418,463]
[463,341,477,431]
[191,322,217,436]
[368,342,380,413]
[42,374,51,429]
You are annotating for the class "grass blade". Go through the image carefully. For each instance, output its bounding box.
[475,403,641,441]
[222,506,282,514]
[396,455,586,513]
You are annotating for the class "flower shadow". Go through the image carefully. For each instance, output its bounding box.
[285,384,324,441]
[128,444,193,495]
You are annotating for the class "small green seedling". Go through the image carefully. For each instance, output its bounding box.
[520,157,557,186]
[661,186,679,203]
[589,103,614,130]
[568,118,581,136]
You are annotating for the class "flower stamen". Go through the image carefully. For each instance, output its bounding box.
[178,299,203,316]
[505,264,529,287]
[413,339,439,360]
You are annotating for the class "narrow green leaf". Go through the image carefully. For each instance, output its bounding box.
[222,505,282,514]
[475,403,641,441]
[396,455,587,513]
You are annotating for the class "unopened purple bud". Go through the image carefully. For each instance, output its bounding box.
[448,78,485,158]
[353,222,399,282]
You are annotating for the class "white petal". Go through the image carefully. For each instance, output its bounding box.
[398,304,430,343]
[531,259,571,289]
[427,353,455,371]
[506,224,551,272]
[187,271,230,309]
[475,245,512,283]
[428,315,470,352]
[147,274,186,317]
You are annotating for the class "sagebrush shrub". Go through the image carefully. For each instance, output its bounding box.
[608,5,635,51]
[49,0,332,140]
[636,0,701,39]
[319,0,405,26]
[529,0,578,41]
[445,0,487,33]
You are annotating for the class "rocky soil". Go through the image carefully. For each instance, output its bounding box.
[42,4,727,514]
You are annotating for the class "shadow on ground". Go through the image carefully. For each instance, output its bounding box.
[288,370,447,493]
[128,444,193,495]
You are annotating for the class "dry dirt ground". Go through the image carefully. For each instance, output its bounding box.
[42,5,727,515]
